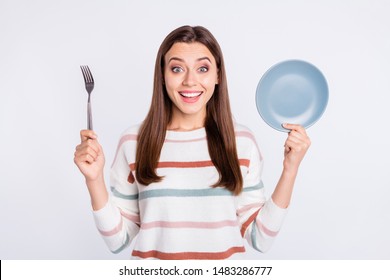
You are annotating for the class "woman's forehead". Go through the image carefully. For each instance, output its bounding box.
[165,42,216,64]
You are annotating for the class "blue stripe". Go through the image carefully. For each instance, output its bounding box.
[111,233,130,254]
[112,181,264,201]
[138,181,264,200]
[139,187,232,200]
[244,181,264,192]
[251,221,261,252]
[110,187,139,200]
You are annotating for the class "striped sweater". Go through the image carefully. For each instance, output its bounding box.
[93,123,288,259]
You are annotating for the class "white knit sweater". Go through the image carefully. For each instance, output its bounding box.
[93,123,288,259]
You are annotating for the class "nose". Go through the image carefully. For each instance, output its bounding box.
[182,70,197,86]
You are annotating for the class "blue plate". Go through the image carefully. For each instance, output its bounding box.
[256,60,328,132]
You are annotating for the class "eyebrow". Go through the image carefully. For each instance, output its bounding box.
[168,56,212,63]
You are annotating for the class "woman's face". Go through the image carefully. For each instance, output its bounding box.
[164,42,219,128]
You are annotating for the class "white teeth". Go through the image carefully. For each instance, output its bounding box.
[180,92,202,98]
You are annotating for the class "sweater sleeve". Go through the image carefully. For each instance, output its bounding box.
[236,138,288,253]
[92,132,140,254]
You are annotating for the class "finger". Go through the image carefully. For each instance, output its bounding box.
[85,146,99,160]
[285,133,305,147]
[289,130,311,147]
[75,143,82,151]
[75,143,99,159]
[95,141,104,156]
[284,125,311,147]
[74,146,99,162]
[78,153,96,164]
[285,138,310,153]
[285,139,300,153]
[80,130,98,142]
[77,138,101,154]
[289,130,303,138]
[287,131,304,142]
[283,123,307,136]
[288,130,309,144]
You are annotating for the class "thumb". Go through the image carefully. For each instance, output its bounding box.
[80,130,98,141]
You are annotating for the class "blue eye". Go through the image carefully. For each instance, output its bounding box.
[172,67,184,73]
[199,66,208,72]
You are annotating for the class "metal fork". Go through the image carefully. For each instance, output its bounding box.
[80,65,94,130]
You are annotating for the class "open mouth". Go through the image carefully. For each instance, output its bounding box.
[179,91,203,103]
[179,91,203,98]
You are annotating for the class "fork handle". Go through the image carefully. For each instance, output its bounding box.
[87,101,93,130]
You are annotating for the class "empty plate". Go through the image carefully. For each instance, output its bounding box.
[255,59,328,132]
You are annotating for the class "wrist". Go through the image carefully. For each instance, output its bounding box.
[281,166,298,179]
[86,174,104,186]
[85,175,108,211]
[85,175,106,199]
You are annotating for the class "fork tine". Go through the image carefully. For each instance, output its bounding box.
[83,65,90,83]
[81,65,94,84]
[81,65,90,83]
[86,66,94,83]
[80,65,88,83]
[81,65,95,84]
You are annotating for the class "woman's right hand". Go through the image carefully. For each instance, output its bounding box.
[74,130,105,182]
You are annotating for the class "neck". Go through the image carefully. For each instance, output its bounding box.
[167,111,206,131]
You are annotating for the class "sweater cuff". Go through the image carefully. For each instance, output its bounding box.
[92,198,121,231]
[258,198,288,232]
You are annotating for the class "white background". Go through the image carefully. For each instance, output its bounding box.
[1,0,389,259]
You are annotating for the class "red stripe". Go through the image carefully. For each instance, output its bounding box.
[112,129,261,168]
[132,246,245,260]
[235,130,263,161]
[129,159,250,170]
[111,134,138,168]
[239,159,250,167]
[165,137,206,143]
[237,202,264,215]
[140,220,238,230]
[240,209,260,237]
[127,172,135,183]
[98,218,123,237]
[240,210,279,237]
[158,161,214,168]
[119,209,140,225]
[256,220,279,237]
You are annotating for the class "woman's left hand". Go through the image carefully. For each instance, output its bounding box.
[282,123,311,173]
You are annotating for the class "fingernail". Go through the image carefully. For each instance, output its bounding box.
[282,123,288,127]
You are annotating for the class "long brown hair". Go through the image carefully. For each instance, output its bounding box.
[135,25,243,195]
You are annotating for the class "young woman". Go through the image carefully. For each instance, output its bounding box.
[74,25,311,259]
